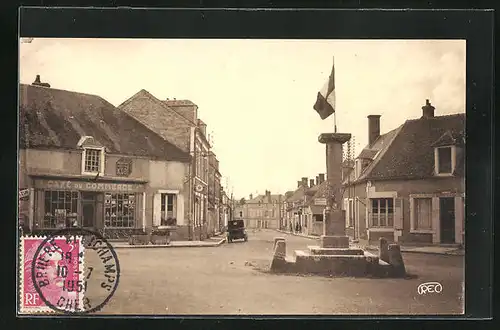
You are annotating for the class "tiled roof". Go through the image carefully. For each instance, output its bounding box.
[305,183,322,196]
[361,113,465,181]
[286,186,307,202]
[357,149,379,160]
[19,84,191,162]
[247,194,283,204]
[311,181,330,199]
[164,99,196,107]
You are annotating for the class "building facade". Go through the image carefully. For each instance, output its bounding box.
[342,100,465,246]
[18,80,192,239]
[207,151,223,235]
[118,91,216,240]
[237,191,283,229]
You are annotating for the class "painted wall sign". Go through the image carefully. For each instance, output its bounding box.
[34,179,145,193]
[19,188,30,200]
[116,158,133,177]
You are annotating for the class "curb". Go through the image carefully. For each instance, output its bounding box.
[276,229,319,240]
[111,238,226,249]
[275,230,464,256]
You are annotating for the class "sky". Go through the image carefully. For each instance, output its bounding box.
[19,38,465,199]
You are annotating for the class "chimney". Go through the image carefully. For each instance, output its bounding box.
[422,99,435,118]
[297,181,302,188]
[316,176,320,186]
[249,194,253,200]
[265,190,271,202]
[368,115,381,147]
[32,75,51,88]
[310,179,315,187]
[301,177,308,188]
[318,173,325,184]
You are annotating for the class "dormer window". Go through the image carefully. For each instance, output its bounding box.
[432,130,463,177]
[84,148,102,172]
[437,147,452,174]
[78,136,105,176]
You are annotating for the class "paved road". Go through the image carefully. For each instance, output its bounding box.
[97,229,464,315]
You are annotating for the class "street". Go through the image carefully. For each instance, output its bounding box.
[97,230,464,315]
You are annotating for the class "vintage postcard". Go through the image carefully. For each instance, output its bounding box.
[18,37,465,315]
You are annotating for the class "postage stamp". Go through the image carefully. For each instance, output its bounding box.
[20,235,85,314]
[19,228,120,315]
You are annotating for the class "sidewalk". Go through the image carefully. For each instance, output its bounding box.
[111,237,226,249]
[275,229,464,256]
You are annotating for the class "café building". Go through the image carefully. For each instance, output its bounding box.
[19,79,192,238]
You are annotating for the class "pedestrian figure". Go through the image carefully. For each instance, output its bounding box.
[289,222,293,233]
[295,222,299,233]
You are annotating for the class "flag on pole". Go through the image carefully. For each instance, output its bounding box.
[313,57,336,120]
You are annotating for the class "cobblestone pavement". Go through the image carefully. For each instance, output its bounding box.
[98,229,464,315]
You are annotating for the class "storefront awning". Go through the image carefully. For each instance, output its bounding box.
[309,205,325,215]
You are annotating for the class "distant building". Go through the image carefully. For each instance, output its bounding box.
[285,175,326,234]
[19,78,191,239]
[207,151,223,235]
[342,100,465,246]
[238,191,283,229]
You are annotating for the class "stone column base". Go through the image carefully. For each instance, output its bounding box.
[320,235,349,248]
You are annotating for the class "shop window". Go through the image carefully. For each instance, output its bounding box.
[161,193,177,226]
[43,191,79,228]
[104,193,136,228]
[414,198,432,230]
[370,198,394,227]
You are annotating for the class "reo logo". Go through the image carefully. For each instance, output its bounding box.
[417,282,443,295]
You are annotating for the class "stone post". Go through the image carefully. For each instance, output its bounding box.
[379,237,389,263]
[388,244,406,277]
[318,133,352,249]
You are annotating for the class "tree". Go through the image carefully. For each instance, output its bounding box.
[239,198,246,205]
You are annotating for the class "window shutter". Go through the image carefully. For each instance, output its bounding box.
[394,197,404,230]
[409,198,415,230]
[366,199,371,228]
[153,193,161,226]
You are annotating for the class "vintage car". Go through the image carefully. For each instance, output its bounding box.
[227,219,248,243]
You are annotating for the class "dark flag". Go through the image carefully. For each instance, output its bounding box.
[313,57,336,120]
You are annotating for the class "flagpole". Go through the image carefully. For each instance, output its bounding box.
[334,112,337,133]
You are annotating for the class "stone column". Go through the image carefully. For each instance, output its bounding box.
[318,133,352,248]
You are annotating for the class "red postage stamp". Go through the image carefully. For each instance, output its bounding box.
[20,236,85,314]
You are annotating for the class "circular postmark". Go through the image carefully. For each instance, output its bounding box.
[30,228,120,314]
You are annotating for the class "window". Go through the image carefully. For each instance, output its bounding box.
[160,193,177,226]
[437,147,452,174]
[264,210,268,217]
[239,211,243,217]
[104,193,136,228]
[203,158,208,182]
[414,198,432,230]
[84,148,103,174]
[43,191,79,228]
[314,214,324,222]
[371,198,394,227]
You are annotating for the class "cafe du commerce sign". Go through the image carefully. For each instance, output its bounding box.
[34,179,145,193]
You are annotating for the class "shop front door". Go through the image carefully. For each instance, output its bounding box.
[82,192,98,228]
